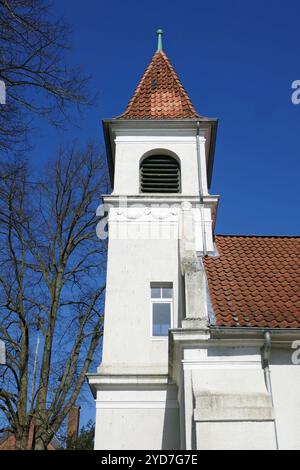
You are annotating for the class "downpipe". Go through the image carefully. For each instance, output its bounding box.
[262,332,279,450]
[196,121,207,256]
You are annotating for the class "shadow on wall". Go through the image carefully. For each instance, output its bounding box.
[161,387,180,450]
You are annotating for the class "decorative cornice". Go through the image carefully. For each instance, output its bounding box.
[96,400,178,409]
[87,372,169,386]
[103,194,219,206]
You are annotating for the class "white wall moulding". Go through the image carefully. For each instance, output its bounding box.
[87,373,169,390]
[96,401,179,409]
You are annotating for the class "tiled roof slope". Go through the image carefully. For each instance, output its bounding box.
[119,51,201,119]
[203,235,300,328]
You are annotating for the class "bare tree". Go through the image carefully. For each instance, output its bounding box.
[0,0,92,153]
[0,143,107,449]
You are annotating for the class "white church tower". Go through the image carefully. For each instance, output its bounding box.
[88,30,219,450]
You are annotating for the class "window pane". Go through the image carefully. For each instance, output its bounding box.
[162,287,173,299]
[151,287,161,299]
[152,303,171,336]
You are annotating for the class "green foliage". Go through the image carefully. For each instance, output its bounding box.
[73,420,95,450]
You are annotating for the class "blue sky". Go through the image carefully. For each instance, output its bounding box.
[30,0,300,237]
[26,0,300,425]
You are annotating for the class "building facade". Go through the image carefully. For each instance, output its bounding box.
[88,32,300,450]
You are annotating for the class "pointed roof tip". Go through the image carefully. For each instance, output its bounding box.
[117,39,202,120]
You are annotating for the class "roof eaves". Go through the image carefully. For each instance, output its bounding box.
[210,326,300,338]
[215,234,300,239]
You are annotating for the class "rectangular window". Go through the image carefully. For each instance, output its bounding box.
[151,285,173,337]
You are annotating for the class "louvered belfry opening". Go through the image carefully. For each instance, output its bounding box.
[140,155,180,193]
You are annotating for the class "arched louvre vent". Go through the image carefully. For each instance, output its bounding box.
[140,155,180,193]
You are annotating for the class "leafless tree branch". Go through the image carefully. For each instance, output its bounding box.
[0,0,93,153]
[0,143,107,449]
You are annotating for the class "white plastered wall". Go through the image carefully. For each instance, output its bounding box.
[112,133,206,197]
[178,344,277,450]
[269,348,300,450]
[94,385,180,450]
[100,236,179,373]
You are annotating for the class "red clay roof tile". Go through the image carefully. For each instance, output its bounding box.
[203,235,300,328]
[118,51,201,119]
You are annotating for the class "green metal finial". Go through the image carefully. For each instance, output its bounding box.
[156,29,163,52]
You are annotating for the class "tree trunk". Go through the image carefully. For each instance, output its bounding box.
[15,430,29,450]
[34,435,49,450]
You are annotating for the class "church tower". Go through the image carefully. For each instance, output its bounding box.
[88,30,219,450]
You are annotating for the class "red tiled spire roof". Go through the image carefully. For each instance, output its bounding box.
[118,51,201,119]
[203,235,300,328]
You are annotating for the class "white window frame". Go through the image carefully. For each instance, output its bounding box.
[150,283,173,340]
